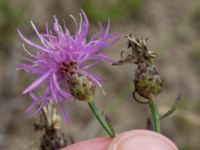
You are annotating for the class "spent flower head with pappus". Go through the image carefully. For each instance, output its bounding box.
[114,34,163,100]
[18,11,119,120]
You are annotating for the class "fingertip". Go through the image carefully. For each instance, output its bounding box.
[107,130,178,150]
[62,136,111,150]
[61,130,178,150]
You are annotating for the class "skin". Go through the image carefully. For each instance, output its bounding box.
[62,130,179,150]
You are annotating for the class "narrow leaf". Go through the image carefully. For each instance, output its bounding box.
[160,94,181,120]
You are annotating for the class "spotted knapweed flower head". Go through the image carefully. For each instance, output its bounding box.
[18,11,118,120]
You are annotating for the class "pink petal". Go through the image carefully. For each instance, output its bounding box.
[17,29,52,53]
[23,70,53,94]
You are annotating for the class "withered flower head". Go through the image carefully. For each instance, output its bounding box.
[114,34,162,100]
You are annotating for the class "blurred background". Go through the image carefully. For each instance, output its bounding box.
[0,0,200,149]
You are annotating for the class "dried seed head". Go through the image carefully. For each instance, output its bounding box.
[35,100,61,132]
[40,131,67,150]
[115,34,163,100]
[34,101,67,150]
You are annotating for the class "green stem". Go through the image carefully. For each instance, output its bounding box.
[148,99,161,132]
[88,100,115,138]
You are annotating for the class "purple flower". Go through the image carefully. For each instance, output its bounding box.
[18,11,118,120]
